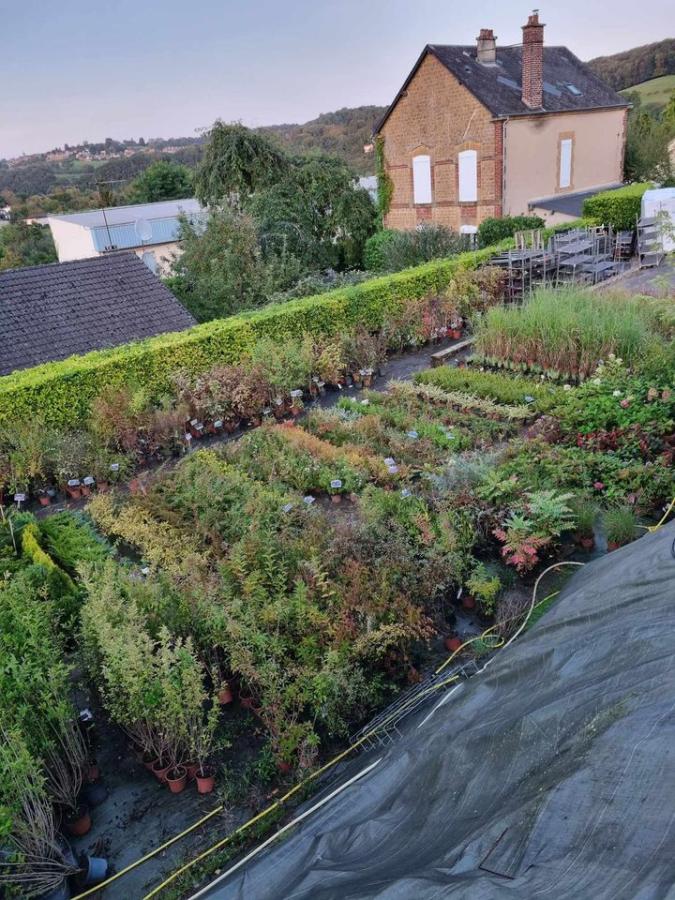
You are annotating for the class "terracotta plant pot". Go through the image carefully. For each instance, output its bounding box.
[607,540,621,552]
[167,766,188,794]
[151,758,172,783]
[65,804,92,837]
[128,478,141,495]
[580,536,595,551]
[451,329,462,340]
[217,685,234,705]
[196,767,215,794]
[185,762,200,782]
[461,594,476,611]
[444,636,463,653]
[142,751,157,771]
[65,485,82,500]
[276,760,292,775]
[38,493,51,507]
[97,480,110,493]
[81,485,91,497]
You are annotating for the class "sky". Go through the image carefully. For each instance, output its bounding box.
[1,0,671,159]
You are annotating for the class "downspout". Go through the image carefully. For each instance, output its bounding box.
[501,117,508,217]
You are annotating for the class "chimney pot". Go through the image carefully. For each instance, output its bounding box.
[521,9,545,108]
[476,27,497,65]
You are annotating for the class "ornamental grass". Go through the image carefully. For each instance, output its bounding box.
[474,288,660,379]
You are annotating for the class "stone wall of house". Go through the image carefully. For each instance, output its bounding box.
[379,53,501,232]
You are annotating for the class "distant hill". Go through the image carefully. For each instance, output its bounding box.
[587,38,675,92]
[259,106,386,175]
[620,74,675,113]
[0,106,387,202]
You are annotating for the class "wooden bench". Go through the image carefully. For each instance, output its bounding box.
[430,338,474,367]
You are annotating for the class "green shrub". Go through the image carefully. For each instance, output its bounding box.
[0,243,504,430]
[364,229,397,271]
[414,367,566,413]
[478,215,545,248]
[582,183,651,230]
[368,224,468,273]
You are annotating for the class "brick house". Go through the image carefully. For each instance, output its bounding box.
[375,12,630,231]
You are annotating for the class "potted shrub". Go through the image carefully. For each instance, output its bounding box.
[604,506,638,551]
[571,498,598,550]
[187,702,221,796]
[217,681,234,705]
[466,562,501,620]
[0,731,79,900]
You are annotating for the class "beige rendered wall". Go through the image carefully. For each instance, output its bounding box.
[503,107,627,215]
[132,242,181,277]
[380,53,501,232]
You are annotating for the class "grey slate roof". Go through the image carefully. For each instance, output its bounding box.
[375,44,629,133]
[0,252,196,376]
[529,184,623,218]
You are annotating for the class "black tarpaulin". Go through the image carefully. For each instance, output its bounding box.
[200,522,675,900]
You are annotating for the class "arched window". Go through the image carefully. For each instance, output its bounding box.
[412,155,432,204]
[458,150,478,202]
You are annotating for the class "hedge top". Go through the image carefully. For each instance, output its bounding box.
[0,242,507,428]
[582,183,652,230]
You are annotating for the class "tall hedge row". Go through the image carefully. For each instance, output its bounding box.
[0,244,506,429]
[582,183,652,230]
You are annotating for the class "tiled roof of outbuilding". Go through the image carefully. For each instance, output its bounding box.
[0,252,196,376]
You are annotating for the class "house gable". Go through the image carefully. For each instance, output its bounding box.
[378,52,501,231]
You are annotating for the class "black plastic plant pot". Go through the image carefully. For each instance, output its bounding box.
[77,853,109,887]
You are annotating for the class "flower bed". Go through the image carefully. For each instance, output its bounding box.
[0,273,672,897]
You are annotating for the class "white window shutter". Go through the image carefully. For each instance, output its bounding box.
[412,155,432,204]
[559,139,572,188]
[458,150,478,202]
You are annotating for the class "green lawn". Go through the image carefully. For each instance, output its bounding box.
[621,74,675,112]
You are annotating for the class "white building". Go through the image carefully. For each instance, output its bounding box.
[47,198,204,275]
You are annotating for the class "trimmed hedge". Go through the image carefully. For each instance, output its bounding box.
[364,229,397,271]
[582,183,651,230]
[0,243,508,429]
[478,215,545,248]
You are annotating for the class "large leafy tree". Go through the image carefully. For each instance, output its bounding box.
[0,223,57,271]
[126,160,193,203]
[168,208,269,321]
[623,92,673,182]
[194,121,289,207]
[251,155,376,270]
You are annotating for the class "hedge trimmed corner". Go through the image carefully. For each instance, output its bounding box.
[582,183,652,231]
[0,242,510,429]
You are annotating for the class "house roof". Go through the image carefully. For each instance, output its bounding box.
[529,184,623,217]
[375,44,629,133]
[0,253,196,376]
[48,198,204,252]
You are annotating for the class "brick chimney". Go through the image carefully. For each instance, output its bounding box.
[521,10,544,109]
[476,28,497,65]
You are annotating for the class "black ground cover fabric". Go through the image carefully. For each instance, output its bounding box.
[206,522,675,900]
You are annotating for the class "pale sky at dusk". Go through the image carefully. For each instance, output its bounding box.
[1,0,671,158]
